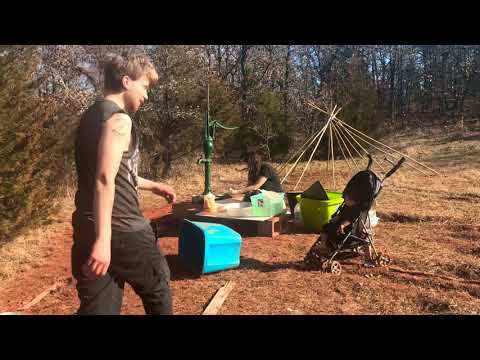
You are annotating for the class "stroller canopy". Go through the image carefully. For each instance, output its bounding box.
[343,170,382,211]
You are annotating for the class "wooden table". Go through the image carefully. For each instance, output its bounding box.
[193,199,289,238]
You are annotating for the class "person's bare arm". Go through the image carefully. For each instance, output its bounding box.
[86,113,131,278]
[229,176,268,195]
[337,220,352,235]
[137,176,176,204]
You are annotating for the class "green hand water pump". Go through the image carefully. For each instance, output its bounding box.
[198,84,238,195]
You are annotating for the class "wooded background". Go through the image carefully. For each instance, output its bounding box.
[1,45,479,243]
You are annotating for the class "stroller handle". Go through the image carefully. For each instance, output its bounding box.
[383,157,405,180]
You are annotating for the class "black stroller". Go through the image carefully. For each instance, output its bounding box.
[303,154,405,275]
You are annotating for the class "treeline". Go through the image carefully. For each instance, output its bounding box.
[1,45,479,243]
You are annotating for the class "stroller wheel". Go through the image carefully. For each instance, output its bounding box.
[330,261,342,275]
[377,253,391,267]
[321,258,330,272]
[382,254,391,265]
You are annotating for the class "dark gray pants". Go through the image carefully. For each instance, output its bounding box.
[71,217,172,315]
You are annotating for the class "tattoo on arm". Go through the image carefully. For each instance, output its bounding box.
[111,115,131,137]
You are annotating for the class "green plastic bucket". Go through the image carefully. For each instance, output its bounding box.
[296,191,344,232]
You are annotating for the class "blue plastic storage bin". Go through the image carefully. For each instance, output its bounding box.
[178,219,242,275]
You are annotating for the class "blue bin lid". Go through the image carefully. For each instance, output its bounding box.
[190,221,241,245]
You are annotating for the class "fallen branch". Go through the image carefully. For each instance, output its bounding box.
[18,277,73,311]
[387,266,480,286]
[202,281,235,315]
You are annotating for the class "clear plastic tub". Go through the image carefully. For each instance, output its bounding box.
[225,202,253,217]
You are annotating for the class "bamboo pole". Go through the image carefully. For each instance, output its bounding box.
[334,120,389,174]
[309,104,373,170]
[332,119,368,164]
[336,118,440,175]
[294,105,341,190]
[332,119,353,171]
[306,100,330,115]
[337,124,436,176]
[293,124,329,189]
[326,129,330,172]
[327,104,337,175]
[335,119,393,173]
[334,119,433,176]
[275,129,319,174]
[331,121,359,170]
[277,132,316,174]
[340,125,432,176]
[280,117,331,184]
[330,122,336,189]
[307,99,438,176]
[335,120,389,174]
[293,106,341,189]
[280,122,330,184]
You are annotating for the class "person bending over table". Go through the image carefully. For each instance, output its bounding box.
[228,147,284,202]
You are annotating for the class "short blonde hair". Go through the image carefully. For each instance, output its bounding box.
[103,51,158,92]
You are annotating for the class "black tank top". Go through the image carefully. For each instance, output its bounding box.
[73,99,149,232]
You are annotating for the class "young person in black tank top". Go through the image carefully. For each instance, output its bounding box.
[229,147,284,202]
[72,51,176,315]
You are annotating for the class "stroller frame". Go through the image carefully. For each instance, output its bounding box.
[312,154,405,275]
[320,206,385,275]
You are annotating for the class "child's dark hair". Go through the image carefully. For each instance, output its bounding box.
[246,146,263,186]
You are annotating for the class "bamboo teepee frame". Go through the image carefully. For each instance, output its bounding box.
[277,100,439,190]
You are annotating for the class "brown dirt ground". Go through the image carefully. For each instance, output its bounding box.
[1,122,479,315]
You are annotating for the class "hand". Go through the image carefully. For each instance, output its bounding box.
[229,188,239,195]
[152,183,177,204]
[337,224,346,236]
[82,240,111,279]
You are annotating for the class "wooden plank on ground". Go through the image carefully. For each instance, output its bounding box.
[18,277,73,311]
[0,312,23,315]
[202,281,235,315]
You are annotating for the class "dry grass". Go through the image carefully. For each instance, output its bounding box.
[133,122,480,315]
[139,159,247,208]
[0,187,75,283]
[1,121,479,314]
